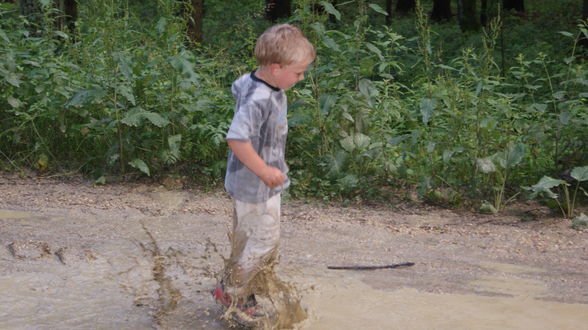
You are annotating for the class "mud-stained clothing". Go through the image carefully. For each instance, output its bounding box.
[223,71,289,298]
[224,193,281,296]
[225,71,290,203]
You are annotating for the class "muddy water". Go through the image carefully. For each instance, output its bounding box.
[1,207,588,329]
[0,241,154,329]
[295,267,588,329]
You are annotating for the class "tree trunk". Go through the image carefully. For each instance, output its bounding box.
[18,0,78,36]
[63,0,77,30]
[580,0,588,48]
[186,0,203,44]
[503,0,524,13]
[54,0,77,32]
[480,0,488,25]
[265,0,292,22]
[396,0,415,15]
[457,0,479,32]
[386,0,393,25]
[430,0,452,22]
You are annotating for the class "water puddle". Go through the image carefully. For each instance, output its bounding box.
[295,266,588,330]
[0,269,153,329]
[479,261,548,275]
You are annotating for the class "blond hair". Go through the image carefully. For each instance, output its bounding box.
[255,24,316,66]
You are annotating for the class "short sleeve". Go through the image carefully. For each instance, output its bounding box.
[226,101,263,142]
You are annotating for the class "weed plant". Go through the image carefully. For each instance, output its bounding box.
[0,0,586,211]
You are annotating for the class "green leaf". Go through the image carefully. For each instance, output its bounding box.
[340,136,355,152]
[365,42,383,61]
[129,159,150,176]
[338,174,358,190]
[529,103,547,112]
[476,157,496,173]
[368,3,388,16]
[559,111,572,125]
[420,98,436,125]
[480,203,497,214]
[4,72,21,87]
[436,64,457,71]
[571,166,588,182]
[94,176,106,185]
[343,112,354,122]
[143,112,169,127]
[114,52,133,82]
[354,133,371,150]
[571,213,588,232]
[7,97,22,108]
[168,52,199,85]
[319,94,337,115]
[525,176,567,199]
[320,1,341,20]
[0,29,10,43]
[168,134,182,157]
[557,31,574,38]
[327,150,347,177]
[553,90,566,100]
[358,79,376,99]
[122,108,170,127]
[156,18,167,34]
[497,143,526,169]
[54,31,69,39]
[65,88,106,107]
[121,107,143,126]
[117,84,136,106]
[443,147,463,164]
[479,117,497,129]
[322,35,340,51]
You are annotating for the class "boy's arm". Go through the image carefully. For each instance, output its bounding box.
[227,139,286,188]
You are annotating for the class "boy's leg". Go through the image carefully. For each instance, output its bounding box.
[224,193,281,298]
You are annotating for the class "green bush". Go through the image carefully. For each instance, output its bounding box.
[1,0,586,210]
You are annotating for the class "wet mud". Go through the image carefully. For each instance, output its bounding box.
[0,176,587,329]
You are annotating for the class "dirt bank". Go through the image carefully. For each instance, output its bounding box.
[0,174,587,329]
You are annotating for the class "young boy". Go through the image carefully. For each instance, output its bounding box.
[213,24,315,325]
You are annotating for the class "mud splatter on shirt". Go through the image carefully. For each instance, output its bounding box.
[225,71,290,203]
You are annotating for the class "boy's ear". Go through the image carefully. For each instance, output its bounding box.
[269,63,282,74]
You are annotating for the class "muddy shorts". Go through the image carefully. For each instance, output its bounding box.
[225,193,281,297]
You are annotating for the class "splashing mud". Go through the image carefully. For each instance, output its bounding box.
[217,252,307,329]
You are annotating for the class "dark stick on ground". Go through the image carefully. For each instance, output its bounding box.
[327,262,415,270]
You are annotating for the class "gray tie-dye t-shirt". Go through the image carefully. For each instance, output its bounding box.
[224,71,290,203]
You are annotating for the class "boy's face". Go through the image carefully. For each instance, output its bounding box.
[271,59,313,90]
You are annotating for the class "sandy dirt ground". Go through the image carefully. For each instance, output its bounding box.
[1,174,587,329]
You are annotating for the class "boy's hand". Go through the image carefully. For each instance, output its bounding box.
[227,139,286,188]
[259,166,286,188]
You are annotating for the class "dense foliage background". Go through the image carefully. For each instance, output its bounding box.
[1,0,587,214]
